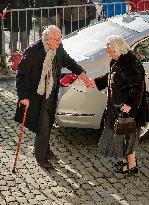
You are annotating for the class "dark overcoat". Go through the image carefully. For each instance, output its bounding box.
[94,51,148,128]
[14,39,85,133]
[4,0,33,32]
[63,0,90,21]
[34,0,64,18]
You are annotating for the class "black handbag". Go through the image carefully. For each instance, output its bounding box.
[114,116,136,135]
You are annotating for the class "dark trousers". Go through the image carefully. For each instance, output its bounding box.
[34,90,58,162]
[0,26,2,56]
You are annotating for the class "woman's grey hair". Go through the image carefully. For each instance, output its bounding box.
[42,25,61,41]
[106,35,131,56]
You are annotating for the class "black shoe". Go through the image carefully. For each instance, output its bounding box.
[38,160,55,169]
[115,166,138,175]
[113,159,138,168]
[47,150,58,160]
[113,161,127,167]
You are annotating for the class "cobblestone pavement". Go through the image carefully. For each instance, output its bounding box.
[0,79,149,205]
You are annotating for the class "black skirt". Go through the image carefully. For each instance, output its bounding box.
[97,124,140,158]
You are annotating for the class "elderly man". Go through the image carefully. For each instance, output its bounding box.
[14,25,94,169]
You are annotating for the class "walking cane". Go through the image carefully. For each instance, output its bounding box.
[12,106,28,173]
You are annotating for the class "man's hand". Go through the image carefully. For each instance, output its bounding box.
[120,104,131,113]
[78,72,96,88]
[19,99,30,108]
[86,79,96,88]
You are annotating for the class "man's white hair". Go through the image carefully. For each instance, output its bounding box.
[42,25,61,41]
[106,35,131,56]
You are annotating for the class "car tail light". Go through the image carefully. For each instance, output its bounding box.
[60,74,78,87]
[10,52,22,71]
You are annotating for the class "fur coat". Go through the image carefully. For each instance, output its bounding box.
[94,51,148,128]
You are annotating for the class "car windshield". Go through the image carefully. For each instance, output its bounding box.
[63,21,137,61]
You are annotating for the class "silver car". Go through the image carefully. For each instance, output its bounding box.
[56,12,149,133]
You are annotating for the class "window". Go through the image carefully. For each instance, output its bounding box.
[133,38,149,62]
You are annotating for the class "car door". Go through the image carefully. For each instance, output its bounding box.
[57,72,108,129]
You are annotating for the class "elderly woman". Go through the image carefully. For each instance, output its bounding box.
[93,35,147,174]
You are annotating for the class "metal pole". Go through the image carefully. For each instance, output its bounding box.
[0,10,12,74]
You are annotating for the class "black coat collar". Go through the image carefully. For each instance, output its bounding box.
[117,51,135,66]
[110,51,136,69]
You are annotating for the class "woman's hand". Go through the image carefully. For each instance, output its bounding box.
[78,72,96,88]
[19,99,30,108]
[120,104,131,113]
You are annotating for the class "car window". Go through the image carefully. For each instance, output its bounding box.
[133,38,149,62]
